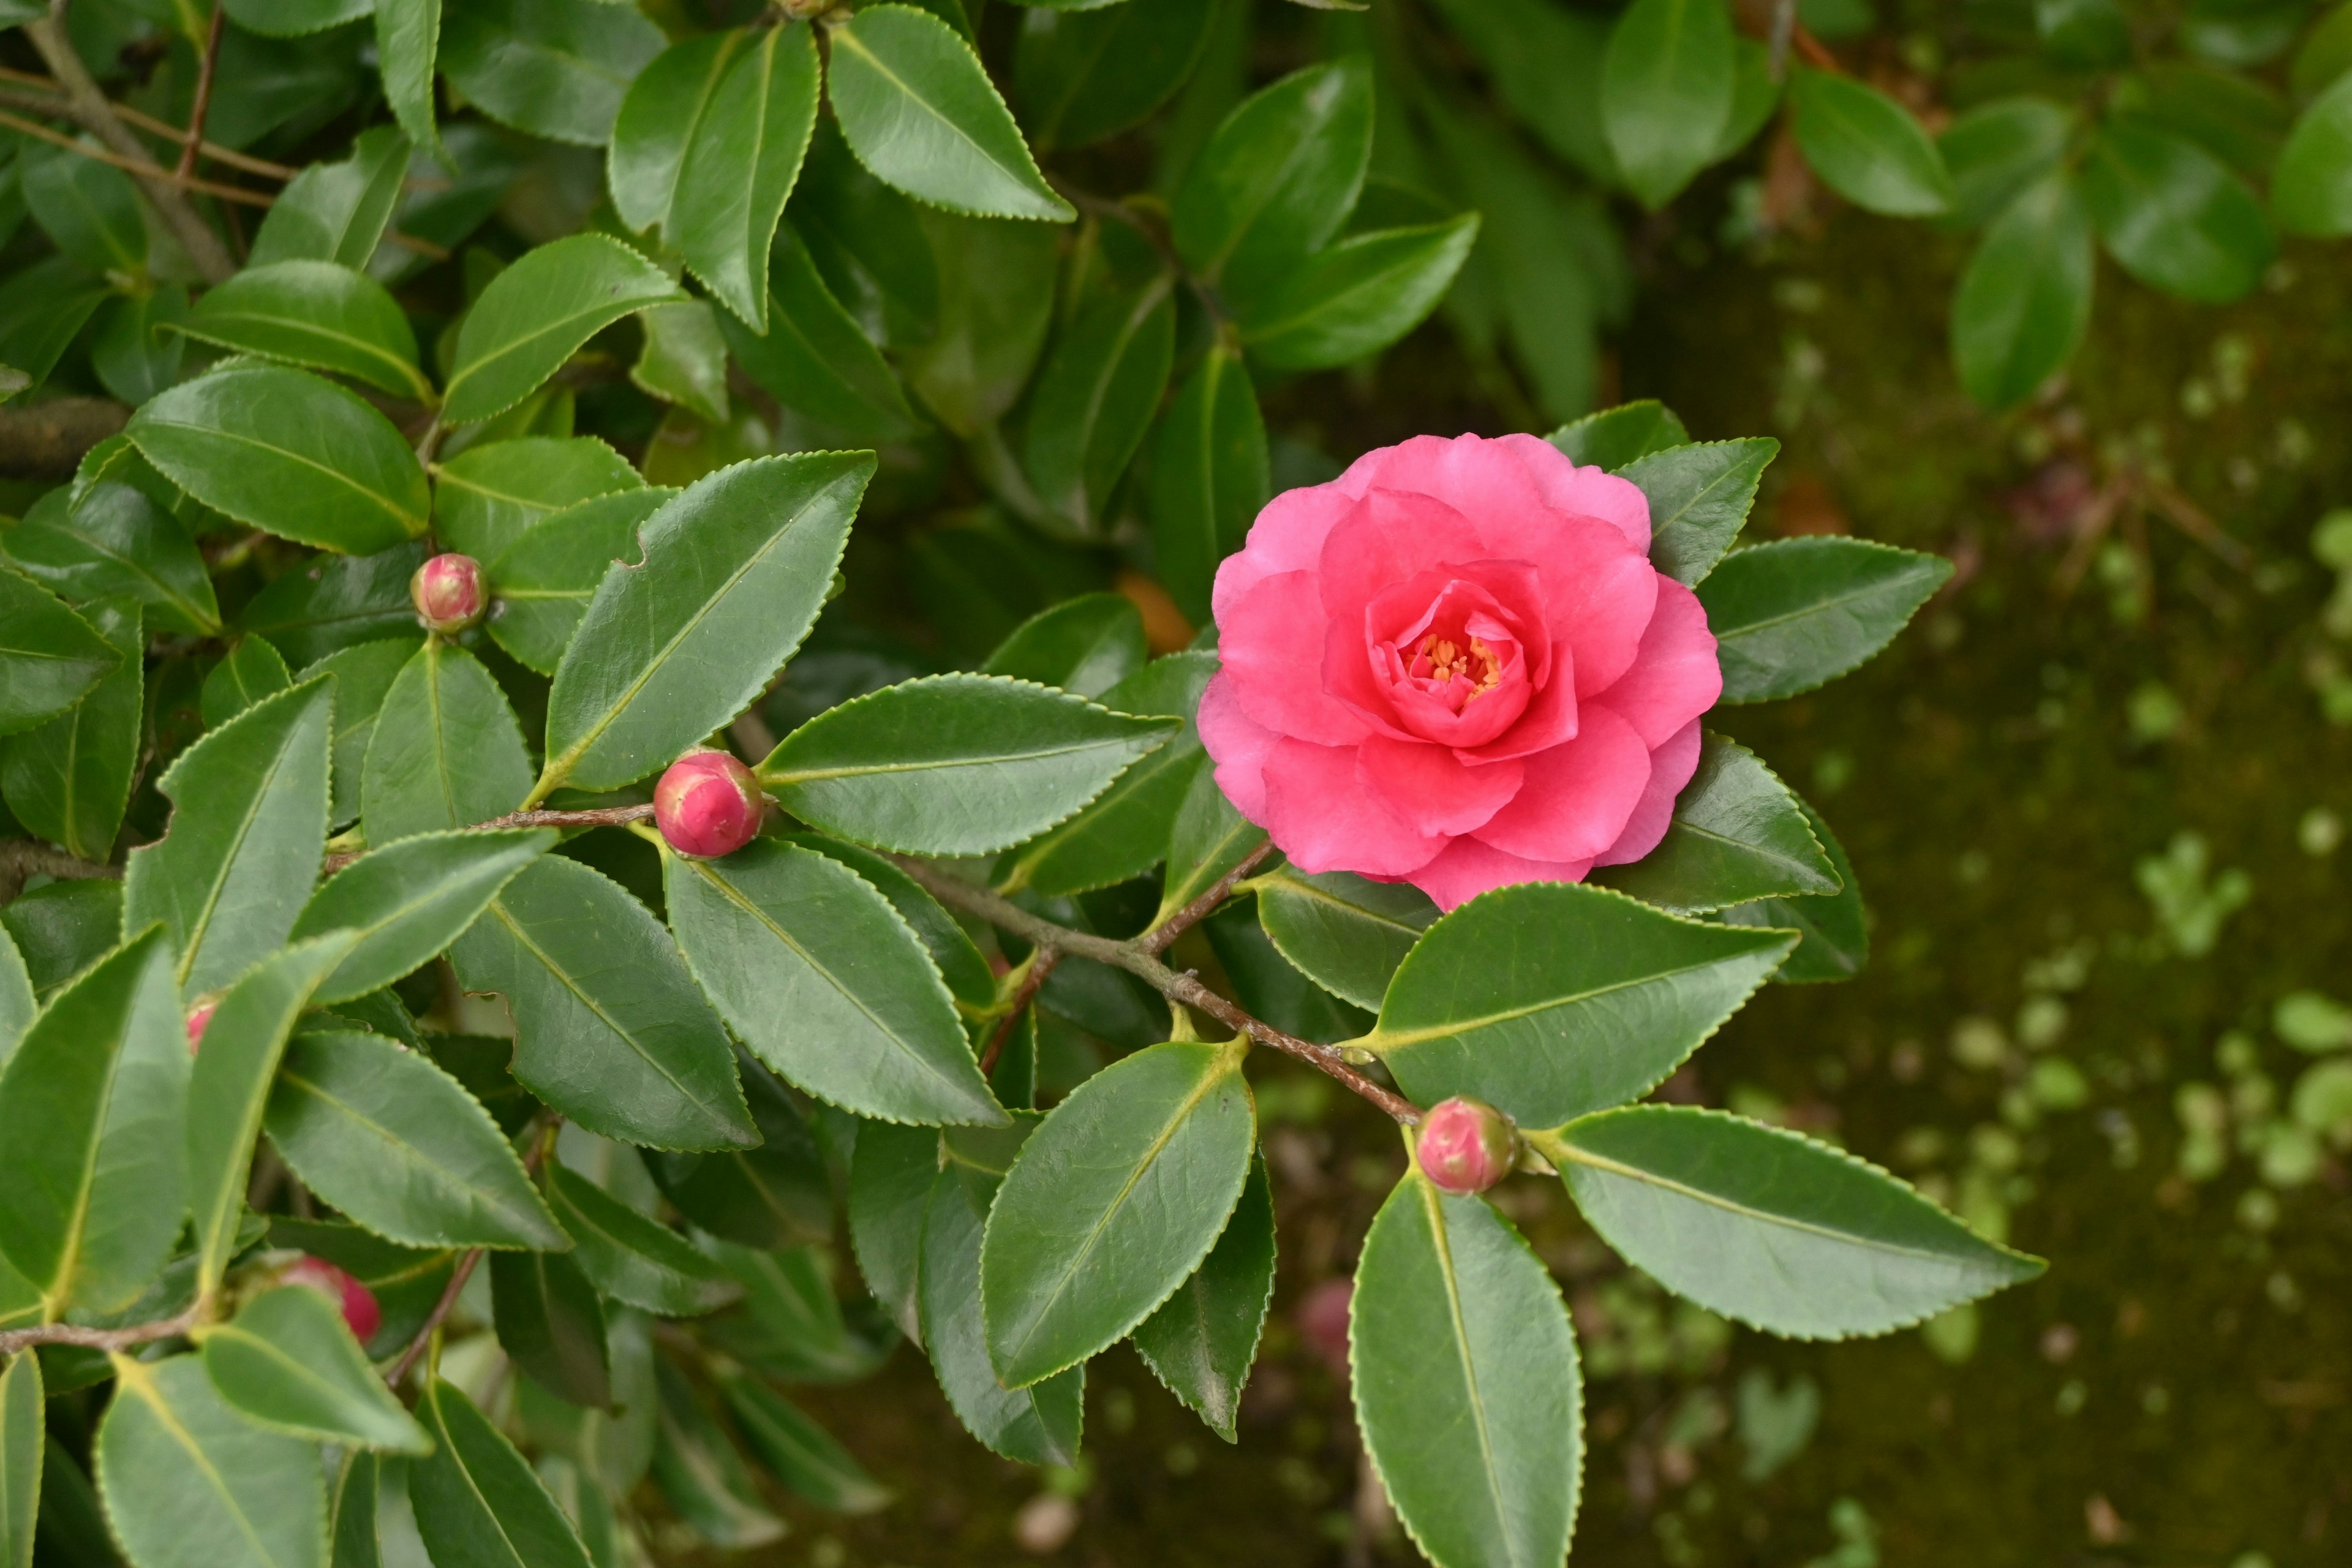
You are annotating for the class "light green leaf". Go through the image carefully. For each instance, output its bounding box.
[1539,1106,2045,1337]
[1147,343,1267,625]
[97,1354,328,1568]
[1545,398,1690,471]
[1602,0,1735,208]
[1023,273,1175,534]
[376,0,442,154]
[438,0,665,148]
[631,300,730,425]
[0,927,29,1072]
[1698,537,1954,703]
[0,1351,37,1568]
[0,597,141,862]
[0,566,117,738]
[1590,734,1839,912]
[1237,215,1480,372]
[442,236,684,426]
[1719,799,1868,984]
[2276,70,2352,235]
[1254,864,1437,1014]
[2080,117,2274,303]
[674,23,821,328]
[249,124,412,270]
[1789,68,1954,216]
[410,1378,593,1568]
[609,31,748,235]
[545,1163,742,1317]
[919,1159,1084,1464]
[1951,172,2094,411]
[1352,882,1794,1129]
[181,262,431,402]
[2,481,221,637]
[1352,1171,1582,1568]
[1618,437,1779,587]
[200,1286,431,1453]
[1130,1154,1275,1444]
[825,4,1076,222]
[292,828,555,1005]
[484,488,674,677]
[360,640,535,845]
[981,592,1145,699]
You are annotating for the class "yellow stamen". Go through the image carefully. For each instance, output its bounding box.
[1417,634,1501,699]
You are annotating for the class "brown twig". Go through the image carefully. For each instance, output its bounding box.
[2,839,122,905]
[979,950,1057,1076]
[0,107,273,208]
[0,1305,200,1357]
[386,1117,559,1387]
[175,5,225,183]
[322,804,655,873]
[1137,840,1274,956]
[0,396,128,479]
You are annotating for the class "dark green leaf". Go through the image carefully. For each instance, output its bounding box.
[649,1360,784,1549]
[2,483,220,636]
[1355,882,1794,1129]
[0,878,121,1003]
[630,301,730,424]
[127,363,430,554]
[484,488,673,677]
[200,1285,431,1452]
[450,854,757,1150]
[1254,864,1437,1014]
[249,124,410,270]
[267,1029,567,1249]
[1152,763,1267,927]
[763,674,1180,855]
[1024,274,1175,534]
[716,224,916,440]
[1352,1172,1581,1568]
[181,262,431,402]
[1790,69,1954,216]
[2272,71,2352,234]
[124,676,333,993]
[359,639,533,846]
[848,1118,938,1341]
[0,260,108,404]
[410,1378,594,1568]
[1541,1106,2045,1336]
[0,598,141,862]
[330,1452,379,1568]
[241,543,429,666]
[91,288,189,407]
[824,4,1075,223]
[492,1250,611,1410]
[719,1373,891,1513]
[1237,215,1481,371]
[1618,437,1777,587]
[919,1163,1084,1463]
[2130,61,2286,178]
[1129,1155,1274,1444]
[292,828,554,1003]
[1720,797,1868,983]
[609,31,748,236]
[788,832,997,1010]
[706,1240,891,1384]
[300,640,420,826]
[438,0,665,148]
[442,236,684,426]
[97,1355,328,1568]
[903,211,1058,435]
[1591,734,1839,912]
[21,145,143,276]
[1427,0,1618,181]
[2080,119,2274,303]
[1939,96,2075,227]
[433,436,644,564]
[1204,898,1370,1046]
[267,1219,454,1358]
[1545,399,1689,470]
[1951,172,2095,410]
[1015,0,1216,152]
[791,119,941,350]
[1602,0,1735,208]
[1147,344,1267,626]
[675,23,821,328]
[199,636,290,729]
[546,1163,741,1317]
[982,592,1145,699]
[1698,537,1954,703]
[0,566,118,737]
[641,1058,831,1249]
[0,1350,37,1568]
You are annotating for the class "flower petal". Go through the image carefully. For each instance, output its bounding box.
[1531,517,1658,698]
[1471,702,1653,864]
[1592,718,1703,867]
[1197,671,1280,824]
[1213,480,1360,625]
[1314,487,1487,628]
[1262,737,1444,878]
[1357,735,1525,838]
[1590,576,1720,748]
[1221,568,1368,747]
[1401,835,1594,913]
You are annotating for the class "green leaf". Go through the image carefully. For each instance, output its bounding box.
[639,1059,831,1250]
[1789,68,1954,217]
[124,676,333,994]
[0,598,140,862]
[631,300,730,425]
[540,452,873,796]
[292,828,555,1005]
[181,262,431,403]
[1354,882,1794,1129]
[1602,0,1735,209]
[438,0,665,148]
[1940,96,2076,228]
[330,1453,380,1568]
[545,1163,741,1317]
[1698,537,1953,703]
[127,363,430,554]
[674,23,821,329]
[491,1248,611,1410]
[450,854,757,1150]
[433,435,644,565]
[241,543,429,667]
[484,489,673,677]
[186,936,364,1294]
[0,259,108,404]
[200,636,292,730]
[903,209,1058,434]
[375,0,441,154]
[995,652,1216,897]
[1152,763,1268,927]
[0,927,29,1074]
[0,1351,37,1568]
[442,236,684,426]
[919,1162,1084,1464]
[2080,119,2274,303]
[1147,344,1267,626]
[665,839,1004,1128]
[1545,399,1690,470]
[825,5,1075,223]
[2278,70,2352,235]
[1540,1106,2045,1336]
[2,483,220,637]
[1591,734,1839,912]
[266,1028,568,1250]
[1618,437,1779,587]
[0,565,119,737]
[0,879,121,1005]
[792,118,941,349]
[91,288,190,407]
[791,834,997,1011]
[1023,274,1175,534]
[982,592,1145,699]
[302,640,426,827]
[1351,1172,1582,1568]
[609,31,748,236]
[848,1118,938,1341]
[1014,0,1217,152]
[1129,1154,1274,1444]
[2129,61,2285,179]
[97,1354,328,1568]
[762,674,1180,855]
[1254,864,1438,1014]
[715,224,917,441]
[249,124,411,270]
[21,144,144,276]
[1722,796,1865,982]
[1951,171,2095,410]
[410,1378,594,1568]
[707,1239,889,1384]
[718,1373,891,1513]
[360,640,535,845]
[649,1359,785,1550]
[200,1285,431,1453]
[1237,215,1480,372]
[983,1038,1255,1388]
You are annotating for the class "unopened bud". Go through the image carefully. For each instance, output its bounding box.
[410,552,485,633]
[1415,1096,1516,1196]
[185,999,216,1055]
[278,1255,382,1344]
[654,748,764,858]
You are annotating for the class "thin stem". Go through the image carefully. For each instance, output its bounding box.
[2,839,121,905]
[0,1305,199,1357]
[320,803,655,873]
[979,950,1057,1076]
[175,4,225,183]
[1137,840,1274,956]
[0,69,298,183]
[895,860,1421,1125]
[0,107,273,207]
[385,1250,479,1388]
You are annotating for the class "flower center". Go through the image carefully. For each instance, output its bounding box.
[1414,634,1501,701]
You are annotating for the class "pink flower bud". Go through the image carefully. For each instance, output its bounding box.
[185,1000,216,1055]
[654,748,764,858]
[278,1256,382,1344]
[410,552,485,633]
[1415,1096,1516,1196]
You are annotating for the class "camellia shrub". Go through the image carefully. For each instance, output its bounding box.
[0,2,2041,1566]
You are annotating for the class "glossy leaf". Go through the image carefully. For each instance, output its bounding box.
[1015,0,1216,151]
[124,676,333,993]
[717,224,917,440]
[433,435,644,564]
[825,5,1075,223]
[2080,119,2274,303]
[97,1354,328,1568]
[442,236,684,426]
[249,124,410,270]
[763,674,1180,855]
[492,1248,611,1410]
[1618,438,1778,587]
[1591,734,1839,913]
[410,1378,594,1568]
[666,839,1003,1127]
[610,32,748,235]
[0,1351,36,1568]
[546,1163,741,1317]
[1238,215,1480,371]
[302,641,414,828]
[485,488,672,676]
[1698,537,1954,703]
[3,481,220,636]
[631,300,730,424]
[0,565,121,737]
[719,1373,891,1512]
[241,542,429,666]
[1254,864,1438,1014]
[1173,58,1372,313]
[1130,1155,1275,1443]
[1602,0,1735,208]
[791,833,998,1010]
[438,0,665,148]
[1354,882,1794,1129]
[291,828,555,1005]
[541,451,873,794]
[1719,798,1868,983]
[639,1058,831,1249]
[451,854,757,1150]
[200,1285,431,1452]
[375,0,441,154]
[360,640,533,845]
[1790,69,1954,217]
[674,23,821,328]
[2275,72,2352,235]
[181,262,429,402]
[266,1029,567,1250]
[0,929,29,1071]
[1025,274,1175,534]
[982,592,1145,699]
[1152,763,1268,927]
[202,635,293,729]
[848,1118,938,1341]
[1951,173,2095,411]
[1147,344,1266,625]
[919,1161,1084,1464]
[1546,399,1689,470]
[1352,1172,1582,1568]
[21,145,143,276]
[1940,96,2075,227]
[0,597,140,862]
[91,288,189,409]
[904,209,1059,434]
[1544,1106,2045,1337]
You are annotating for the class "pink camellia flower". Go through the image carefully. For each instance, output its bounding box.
[1415,1096,1516,1196]
[278,1256,382,1344]
[1199,433,1722,910]
[654,748,764,858]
